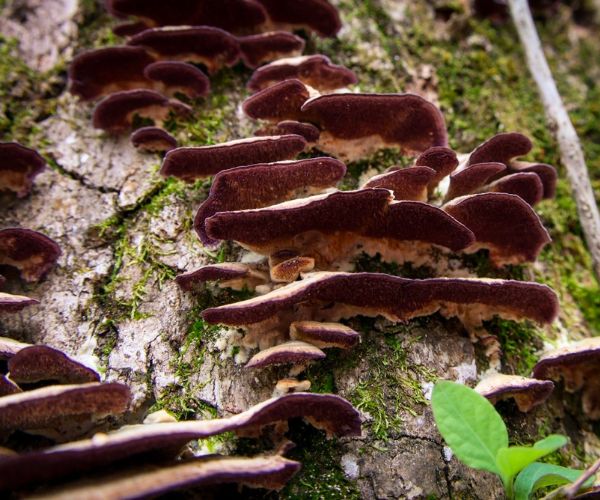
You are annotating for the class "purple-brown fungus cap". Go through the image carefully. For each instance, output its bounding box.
[0,292,39,313]
[92,89,191,133]
[143,61,210,98]
[160,135,307,182]
[257,121,321,144]
[474,373,554,412]
[414,146,459,193]
[533,337,600,419]
[0,142,46,197]
[243,79,311,123]
[112,20,149,37]
[486,172,543,206]
[443,192,551,266]
[256,0,342,37]
[445,162,507,201]
[0,228,61,282]
[245,340,326,369]
[130,126,177,153]
[362,166,436,201]
[467,132,533,167]
[238,31,305,68]
[0,375,20,397]
[176,263,269,292]
[247,55,357,92]
[194,157,346,247]
[290,321,360,349]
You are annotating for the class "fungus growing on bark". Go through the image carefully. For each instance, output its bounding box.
[445,162,507,201]
[299,93,448,161]
[202,272,558,347]
[245,341,326,369]
[160,135,307,181]
[362,166,436,201]
[486,172,544,205]
[474,373,554,412]
[0,142,46,198]
[92,89,191,133]
[68,46,156,101]
[194,157,346,247]
[257,121,321,144]
[532,337,600,419]
[243,79,311,123]
[290,321,360,349]
[32,454,301,498]
[0,382,130,437]
[443,192,551,266]
[130,126,177,153]
[247,55,357,92]
[128,26,239,73]
[0,336,30,360]
[0,293,39,313]
[7,346,100,386]
[105,0,268,34]
[256,0,342,37]
[0,228,61,282]
[238,31,305,68]
[112,20,149,37]
[0,375,20,397]
[205,189,474,270]
[0,392,360,489]
[143,61,210,98]
[414,146,459,193]
[176,263,269,292]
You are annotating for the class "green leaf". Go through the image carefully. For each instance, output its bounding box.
[514,462,590,500]
[496,434,568,485]
[431,380,508,475]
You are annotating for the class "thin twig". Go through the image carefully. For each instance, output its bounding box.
[541,457,600,499]
[507,0,600,281]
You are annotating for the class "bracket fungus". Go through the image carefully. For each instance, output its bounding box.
[130,126,178,153]
[257,120,321,144]
[0,142,46,198]
[194,157,346,247]
[0,392,360,490]
[255,0,342,37]
[0,292,39,313]
[474,373,554,412]
[176,263,269,292]
[0,375,20,397]
[205,189,474,271]
[143,61,210,98]
[0,228,61,282]
[32,454,301,499]
[202,272,559,347]
[68,46,156,101]
[414,146,459,193]
[128,26,239,73]
[445,162,507,201]
[112,20,149,37]
[245,340,326,369]
[362,166,437,201]
[443,192,551,266]
[243,79,311,123]
[7,345,100,386]
[486,172,544,205]
[290,321,360,349]
[532,337,600,419]
[238,31,305,68]
[92,89,192,133]
[160,135,307,181]
[247,55,357,92]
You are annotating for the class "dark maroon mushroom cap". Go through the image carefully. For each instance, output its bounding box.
[0,392,360,490]
[128,26,240,73]
[246,341,326,369]
[509,162,557,199]
[68,46,156,101]
[0,293,39,313]
[143,61,210,98]
[202,272,559,328]
[8,345,100,385]
[256,0,342,37]
[238,31,305,68]
[363,166,436,201]
[532,338,600,383]
[194,157,346,247]
[0,375,20,397]
[112,20,149,37]
[160,135,307,182]
[414,146,458,191]
[443,192,551,266]
[290,321,360,349]
[257,121,321,143]
[467,132,533,166]
[475,374,554,412]
[487,172,543,205]
[0,142,46,198]
[445,162,507,201]
[130,126,177,153]
[176,263,269,291]
[243,79,310,122]
[247,55,357,92]
[0,228,61,282]
[106,0,268,34]
[300,93,448,154]
[92,89,191,133]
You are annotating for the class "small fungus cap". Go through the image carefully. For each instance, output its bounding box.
[143,61,210,98]
[243,79,310,122]
[289,321,360,349]
[238,31,305,68]
[130,126,177,153]
[445,162,507,201]
[245,341,326,368]
[362,166,437,201]
[256,0,342,37]
[0,228,61,282]
[0,142,46,197]
[0,292,39,313]
[467,132,533,166]
[475,373,554,412]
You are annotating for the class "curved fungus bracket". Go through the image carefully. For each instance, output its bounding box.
[7,345,100,386]
[194,157,346,247]
[256,0,342,37]
[0,228,61,282]
[445,162,507,201]
[0,392,360,490]
[0,142,46,198]
[92,89,192,133]
[443,192,551,266]
[475,373,554,412]
[160,135,307,182]
[289,321,360,349]
[257,120,321,144]
[0,375,21,397]
[362,166,436,201]
[143,61,210,98]
[243,79,311,123]
[238,31,305,68]
[414,146,458,193]
[176,263,270,292]
[130,126,178,153]
[128,26,240,73]
[112,20,149,37]
[0,292,39,313]
[247,55,357,92]
[486,172,544,205]
[245,340,326,369]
